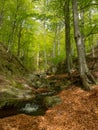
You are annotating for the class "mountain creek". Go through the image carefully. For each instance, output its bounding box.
[0,73,64,118]
[0,71,98,130]
[0,68,98,119]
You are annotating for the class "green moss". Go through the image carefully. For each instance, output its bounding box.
[43,96,62,108]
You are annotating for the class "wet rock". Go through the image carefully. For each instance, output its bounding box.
[27,73,48,89]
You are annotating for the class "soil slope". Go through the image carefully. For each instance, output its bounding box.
[0,43,27,75]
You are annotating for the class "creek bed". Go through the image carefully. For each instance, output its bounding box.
[0,96,47,118]
[0,91,62,118]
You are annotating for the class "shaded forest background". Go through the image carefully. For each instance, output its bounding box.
[0,1,98,130]
[0,0,98,71]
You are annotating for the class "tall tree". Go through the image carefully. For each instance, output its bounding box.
[72,0,96,90]
[0,0,5,26]
[64,0,72,74]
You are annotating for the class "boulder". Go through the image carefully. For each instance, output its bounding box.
[0,81,35,108]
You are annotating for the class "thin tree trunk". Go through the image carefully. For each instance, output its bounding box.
[64,0,72,74]
[80,9,86,55]
[72,0,96,90]
[89,10,95,57]
[0,0,5,26]
[7,0,19,52]
[53,30,57,58]
[43,20,47,71]
[91,35,95,57]
[57,25,61,56]
[17,22,22,57]
[57,36,60,56]
[43,0,47,71]
[37,44,40,71]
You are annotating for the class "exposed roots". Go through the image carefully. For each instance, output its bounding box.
[81,72,96,91]
[86,71,96,84]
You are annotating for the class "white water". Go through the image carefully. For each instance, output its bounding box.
[21,103,39,113]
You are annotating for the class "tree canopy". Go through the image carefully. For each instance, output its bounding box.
[0,0,98,74]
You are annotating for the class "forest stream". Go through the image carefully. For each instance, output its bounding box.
[0,80,62,118]
[0,101,47,118]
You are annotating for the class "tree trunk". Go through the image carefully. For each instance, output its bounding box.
[53,29,57,58]
[7,0,19,52]
[0,0,5,26]
[17,22,22,57]
[72,0,96,90]
[64,0,72,74]
[57,25,61,56]
[36,44,40,71]
[80,9,86,56]
[57,37,60,56]
[43,0,48,71]
[88,10,95,57]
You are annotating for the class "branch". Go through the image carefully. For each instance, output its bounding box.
[86,25,96,37]
[80,3,98,10]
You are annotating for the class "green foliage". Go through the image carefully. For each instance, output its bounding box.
[0,0,98,71]
[52,54,65,65]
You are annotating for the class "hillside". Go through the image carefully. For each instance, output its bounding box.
[0,43,28,76]
[0,43,35,111]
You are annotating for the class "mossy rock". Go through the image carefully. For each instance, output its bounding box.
[43,96,62,108]
[0,85,35,109]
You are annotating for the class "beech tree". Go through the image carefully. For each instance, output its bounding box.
[64,0,72,74]
[0,0,98,72]
[72,0,96,90]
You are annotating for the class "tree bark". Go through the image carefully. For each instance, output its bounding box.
[17,24,22,58]
[88,10,95,57]
[53,28,57,58]
[64,0,72,74]
[0,0,5,26]
[72,0,96,90]
[43,0,47,71]
[80,9,86,56]
[7,0,19,52]
[36,44,40,71]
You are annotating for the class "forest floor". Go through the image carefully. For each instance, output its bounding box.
[0,70,98,129]
[0,46,98,130]
[0,84,98,130]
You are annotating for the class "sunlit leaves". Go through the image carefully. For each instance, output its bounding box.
[0,0,98,71]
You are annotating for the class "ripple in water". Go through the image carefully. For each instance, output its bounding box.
[21,103,39,113]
